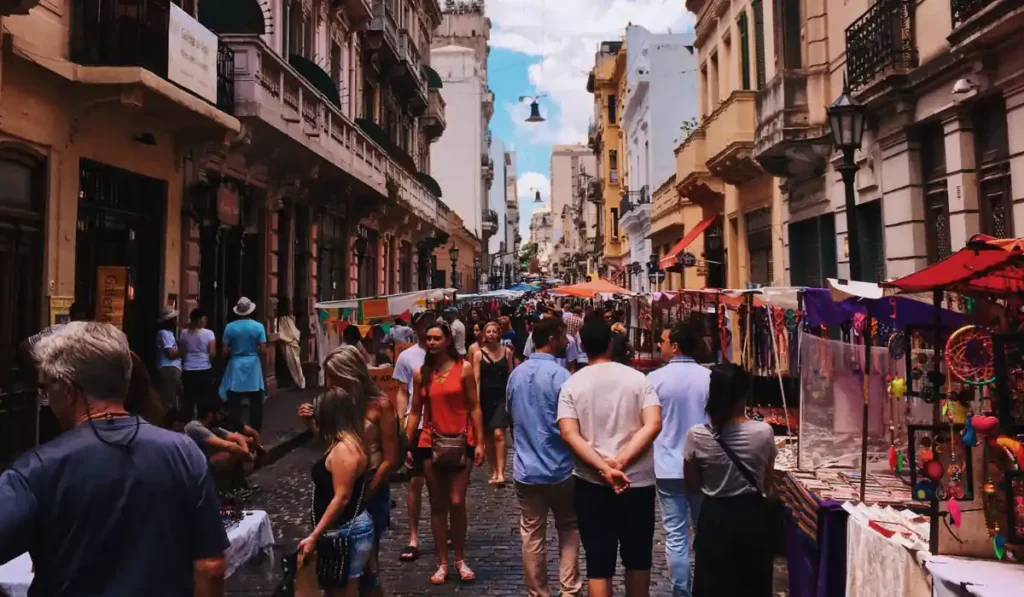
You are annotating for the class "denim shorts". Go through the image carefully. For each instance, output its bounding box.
[322,511,375,581]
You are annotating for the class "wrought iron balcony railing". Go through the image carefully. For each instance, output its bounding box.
[217,45,235,114]
[951,0,990,25]
[844,0,918,90]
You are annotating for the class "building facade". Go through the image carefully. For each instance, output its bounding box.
[0,0,451,462]
[587,40,625,278]
[550,145,595,280]
[530,208,555,273]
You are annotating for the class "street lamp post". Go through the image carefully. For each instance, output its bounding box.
[647,252,665,292]
[448,243,460,289]
[828,77,867,282]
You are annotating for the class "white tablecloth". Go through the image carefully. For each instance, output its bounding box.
[925,555,1024,597]
[0,510,274,596]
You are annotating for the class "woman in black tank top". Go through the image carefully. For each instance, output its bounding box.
[471,321,513,486]
[297,387,376,594]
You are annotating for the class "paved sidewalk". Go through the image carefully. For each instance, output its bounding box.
[226,442,790,596]
[258,386,320,465]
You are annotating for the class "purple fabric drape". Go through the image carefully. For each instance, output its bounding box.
[802,289,966,329]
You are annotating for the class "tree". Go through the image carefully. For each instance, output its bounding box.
[519,242,538,268]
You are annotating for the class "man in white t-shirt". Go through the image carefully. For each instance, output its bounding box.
[392,308,434,562]
[444,307,467,357]
[557,319,662,597]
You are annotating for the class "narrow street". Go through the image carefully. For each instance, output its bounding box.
[227,440,789,596]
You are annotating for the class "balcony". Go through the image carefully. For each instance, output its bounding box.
[423,89,446,140]
[483,90,495,119]
[223,35,445,230]
[704,90,761,185]
[754,71,830,178]
[948,0,1024,50]
[482,155,494,183]
[845,0,918,92]
[482,209,499,236]
[339,0,373,23]
[619,185,651,232]
[587,179,602,202]
[70,0,235,115]
[397,30,428,113]
[366,1,401,63]
[588,121,601,151]
[675,129,725,212]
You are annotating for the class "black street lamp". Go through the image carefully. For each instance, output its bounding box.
[828,76,867,281]
[647,252,665,291]
[448,243,460,288]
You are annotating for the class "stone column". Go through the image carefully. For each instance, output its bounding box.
[942,110,979,251]
[1003,79,1024,231]
[879,129,928,279]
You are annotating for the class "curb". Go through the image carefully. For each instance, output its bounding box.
[262,429,312,467]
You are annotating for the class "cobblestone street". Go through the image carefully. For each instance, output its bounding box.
[227,441,788,596]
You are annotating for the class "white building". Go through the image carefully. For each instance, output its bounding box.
[430,45,486,237]
[531,208,555,271]
[504,151,520,280]
[550,145,595,243]
[489,136,508,256]
[619,25,699,292]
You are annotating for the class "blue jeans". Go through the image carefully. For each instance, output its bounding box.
[657,479,703,597]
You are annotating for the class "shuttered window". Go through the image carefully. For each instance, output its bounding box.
[738,12,751,91]
[920,123,952,264]
[752,0,766,89]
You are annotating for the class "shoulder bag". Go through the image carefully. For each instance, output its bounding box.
[308,466,368,590]
[428,364,470,470]
[704,424,785,555]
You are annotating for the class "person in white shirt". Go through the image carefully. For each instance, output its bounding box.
[179,308,217,422]
[557,320,662,597]
[392,309,435,562]
[444,307,467,357]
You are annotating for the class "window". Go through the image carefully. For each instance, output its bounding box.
[856,200,885,283]
[317,212,347,301]
[975,98,1012,238]
[919,123,951,264]
[709,52,720,107]
[773,0,802,70]
[611,207,620,238]
[608,95,618,124]
[789,214,836,287]
[746,207,773,286]
[609,149,619,183]
[752,0,766,88]
[738,11,751,90]
[331,42,343,101]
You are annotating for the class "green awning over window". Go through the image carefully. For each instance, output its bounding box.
[198,0,266,35]
[289,54,341,108]
[356,118,390,148]
[417,172,443,198]
[425,66,443,90]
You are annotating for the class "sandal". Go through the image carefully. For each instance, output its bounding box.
[430,565,447,585]
[399,545,420,561]
[454,560,475,582]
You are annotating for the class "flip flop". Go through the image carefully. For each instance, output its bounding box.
[400,545,420,561]
[454,560,475,582]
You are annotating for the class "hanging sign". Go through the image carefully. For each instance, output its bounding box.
[216,183,240,226]
[370,366,401,410]
[95,266,128,329]
[49,295,75,326]
[168,3,218,104]
[361,298,389,321]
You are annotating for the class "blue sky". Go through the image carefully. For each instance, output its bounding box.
[482,0,695,240]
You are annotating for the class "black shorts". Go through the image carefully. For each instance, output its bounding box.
[574,477,656,578]
[411,446,476,472]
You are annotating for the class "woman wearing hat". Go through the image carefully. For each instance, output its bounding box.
[220,297,268,432]
[155,306,182,416]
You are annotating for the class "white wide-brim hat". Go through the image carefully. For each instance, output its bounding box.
[157,306,178,322]
[233,297,256,316]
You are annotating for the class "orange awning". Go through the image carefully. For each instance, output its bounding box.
[551,279,635,299]
[660,215,719,270]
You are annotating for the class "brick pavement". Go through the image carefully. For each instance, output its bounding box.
[227,442,790,596]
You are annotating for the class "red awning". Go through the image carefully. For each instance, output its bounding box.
[660,215,719,270]
[884,235,1024,295]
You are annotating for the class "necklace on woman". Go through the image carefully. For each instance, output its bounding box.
[433,360,456,383]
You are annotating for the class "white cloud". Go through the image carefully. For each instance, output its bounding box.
[516,171,551,239]
[488,0,696,145]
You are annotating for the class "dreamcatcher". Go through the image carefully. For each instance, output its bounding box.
[945,325,996,387]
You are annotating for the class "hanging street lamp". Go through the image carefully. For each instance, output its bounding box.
[828,75,868,281]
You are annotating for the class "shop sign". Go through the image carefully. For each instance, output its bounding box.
[95,266,128,329]
[49,295,74,326]
[369,366,401,411]
[696,265,709,277]
[168,4,218,104]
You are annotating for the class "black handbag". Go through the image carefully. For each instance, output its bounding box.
[705,424,785,556]
[309,472,368,588]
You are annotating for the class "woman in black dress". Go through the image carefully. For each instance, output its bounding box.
[472,320,513,486]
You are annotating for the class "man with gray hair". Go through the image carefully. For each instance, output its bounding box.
[0,322,230,596]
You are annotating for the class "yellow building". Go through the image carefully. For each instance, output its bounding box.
[586,40,625,278]
[680,0,785,290]
[650,177,708,290]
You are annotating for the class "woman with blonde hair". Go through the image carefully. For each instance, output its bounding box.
[297,386,374,596]
[300,345,399,596]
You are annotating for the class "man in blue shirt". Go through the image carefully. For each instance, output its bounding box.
[507,317,581,597]
[647,322,710,597]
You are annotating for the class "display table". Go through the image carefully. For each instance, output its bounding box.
[924,556,1024,597]
[0,510,274,596]
[843,503,930,597]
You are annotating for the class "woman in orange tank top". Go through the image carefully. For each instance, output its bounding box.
[404,320,484,585]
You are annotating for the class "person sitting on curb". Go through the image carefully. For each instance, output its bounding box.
[184,402,256,493]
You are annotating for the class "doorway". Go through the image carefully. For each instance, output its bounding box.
[76,159,165,367]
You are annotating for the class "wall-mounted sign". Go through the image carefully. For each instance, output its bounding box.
[95,266,128,329]
[168,3,218,104]
[49,295,74,326]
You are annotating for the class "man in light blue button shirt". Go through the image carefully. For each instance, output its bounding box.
[507,317,581,597]
[647,322,710,597]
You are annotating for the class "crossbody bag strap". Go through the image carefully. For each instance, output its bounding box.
[704,424,763,496]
